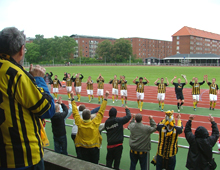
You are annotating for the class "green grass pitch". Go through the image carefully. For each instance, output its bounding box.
[41,66,219,88]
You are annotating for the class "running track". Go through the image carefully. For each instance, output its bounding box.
[51,83,220,138]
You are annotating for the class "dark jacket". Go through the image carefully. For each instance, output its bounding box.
[184,120,219,170]
[44,72,53,84]
[104,109,131,145]
[51,103,68,138]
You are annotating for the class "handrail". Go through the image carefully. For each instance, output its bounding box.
[45,120,220,155]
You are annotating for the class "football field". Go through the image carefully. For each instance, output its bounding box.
[43,65,220,170]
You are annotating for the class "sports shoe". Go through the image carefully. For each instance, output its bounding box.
[209,107,212,110]
[161,109,163,112]
[113,101,114,103]
[212,108,215,110]
[181,74,186,79]
[178,109,180,113]
[159,106,161,109]
[98,101,100,104]
[116,100,118,102]
[194,108,196,111]
[89,100,91,103]
[140,108,142,112]
[121,104,124,107]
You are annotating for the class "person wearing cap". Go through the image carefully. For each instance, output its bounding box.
[184,114,219,170]
[133,76,149,111]
[152,110,183,170]
[104,106,131,170]
[71,90,109,164]
[128,113,156,170]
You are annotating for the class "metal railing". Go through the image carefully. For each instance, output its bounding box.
[45,120,220,170]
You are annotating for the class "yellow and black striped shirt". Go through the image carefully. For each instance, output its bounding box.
[53,79,61,88]
[0,59,51,168]
[119,80,127,90]
[156,83,168,93]
[97,80,104,89]
[73,75,84,87]
[135,81,148,93]
[156,120,183,159]
[65,77,73,87]
[109,79,119,89]
[87,80,93,90]
[207,82,219,95]
[190,81,205,95]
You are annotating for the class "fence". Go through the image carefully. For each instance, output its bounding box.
[45,120,219,170]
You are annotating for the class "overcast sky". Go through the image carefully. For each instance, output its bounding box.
[0,0,220,41]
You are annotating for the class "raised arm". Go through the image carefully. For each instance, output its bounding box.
[154,78,160,85]
[144,77,150,84]
[184,76,188,85]
[128,114,135,130]
[206,75,209,83]
[184,114,195,144]
[165,77,169,86]
[117,106,132,125]
[133,76,138,84]
[208,115,220,147]
[171,76,177,85]
[71,91,82,125]
[50,71,53,77]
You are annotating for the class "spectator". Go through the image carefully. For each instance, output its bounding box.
[51,96,68,155]
[184,114,219,170]
[44,71,53,92]
[128,114,156,170]
[0,27,55,170]
[104,106,131,169]
[71,91,109,164]
[152,110,183,170]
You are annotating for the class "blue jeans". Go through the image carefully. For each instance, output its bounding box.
[130,151,148,170]
[156,155,176,170]
[53,135,68,155]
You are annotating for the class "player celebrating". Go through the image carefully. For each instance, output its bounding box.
[154,77,169,112]
[206,75,219,110]
[52,75,62,100]
[73,73,84,102]
[109,75,120,103]
[133,76,149,111]
[171,75,188,113]
[119,75,128,106]
[97,74,104,103]
[87,76,94,102]
[189,76,205,111]
[63,73,74,100]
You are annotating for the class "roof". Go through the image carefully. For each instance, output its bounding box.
[164,53,220,60]
[172,26,220,41]
[146,57,159,59]
[70,34,116,40]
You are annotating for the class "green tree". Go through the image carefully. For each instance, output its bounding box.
[96,40,113,62]
[112,38,132,62]
[25,43,40,63]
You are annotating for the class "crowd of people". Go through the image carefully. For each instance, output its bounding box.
[0,26,219,170]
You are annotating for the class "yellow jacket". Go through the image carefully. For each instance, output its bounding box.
[71,100,107,148]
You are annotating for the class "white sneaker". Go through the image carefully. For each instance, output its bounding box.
[113,101,114,103]
[116,100,118,102]
[178,109,180,113]
[89,100,91,103]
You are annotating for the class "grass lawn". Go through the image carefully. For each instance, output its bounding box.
[40,66,220,88]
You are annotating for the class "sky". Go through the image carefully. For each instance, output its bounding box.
[0,0,220,41]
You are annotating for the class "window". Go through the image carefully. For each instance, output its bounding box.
[76,40,78,44]
[176,46,179,50]
[176,36,179,40]
[139,44,140,46]
[190,41,193,45]
[190,46,194,50]
[139,53,140,55]
[177,41,179,45]
[82,40,84,43]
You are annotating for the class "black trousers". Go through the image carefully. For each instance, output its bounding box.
[78,147,100,164]
[106,145,123,170]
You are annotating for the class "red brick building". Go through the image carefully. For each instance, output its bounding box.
[172,26,220,55]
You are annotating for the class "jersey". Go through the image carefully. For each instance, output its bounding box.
[109,79,119,89]
[207,82,219,95]
[63,77,73,87]
[190,81,205,95]
[119,80,127,90]
[53,79,61,88]
[87,80,93,90]
[73,75,84,87]
[0,58,52,168]
[156,83,168,93]
[135,81,148,93]
[97,79,104,89]
[173,82,186,95]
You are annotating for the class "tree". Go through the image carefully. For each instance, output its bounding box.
[25,43,40,63]
[96,40,113,62]
[112,38,132,62]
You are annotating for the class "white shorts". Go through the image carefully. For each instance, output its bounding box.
[157,93,165,101]
[120,90,128,97]
[53,88,59,93]
[112,88,118,95]
[137,92,144,100]
[75,86,81,93]
[193,95,200,101]
[210,94,217,101]
[87,90,93,95]
[66,86,72,92]
[97,89,104,96]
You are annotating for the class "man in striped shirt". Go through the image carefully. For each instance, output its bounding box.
[109,75,120,104]
[133,76,149,111]
[118,75,128,107]
[206,75,219,110]
[86,76,94,102]
[154,77,169,112]
[189,76,205,111]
